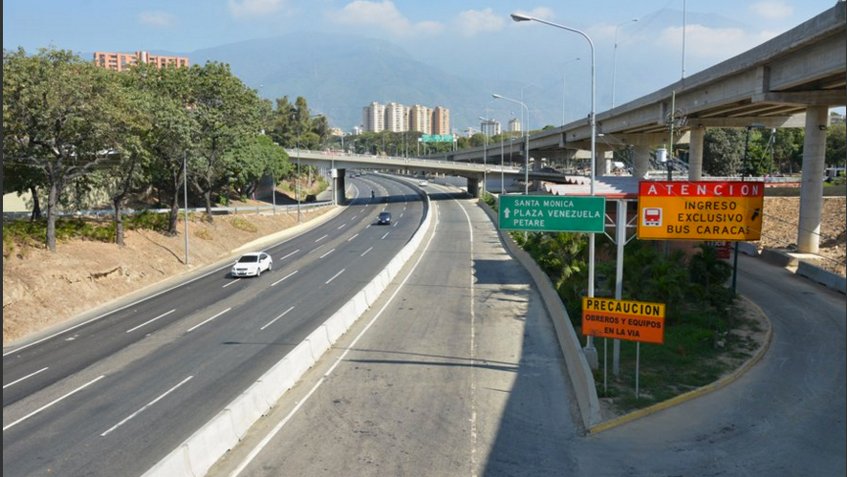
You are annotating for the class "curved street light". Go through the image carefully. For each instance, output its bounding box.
[510,11,599,365]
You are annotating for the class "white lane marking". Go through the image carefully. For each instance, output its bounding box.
[337,224,346,230]
[392,222,399,228]
[260,306,296,331]
[361,246,374,257]
[315,234,328,243]
[280,249,300,261]
[452,197,478,473]
[347,233,359,242]
[351,216,357,221]
[366,224,371,229]
[325,269,345,284]
[126,309,176,334]
[399,213,404,218]
[223,279,242,288]
[100,375,193,437]
[271,271,298,287]
[381,232,390,239]
[3,375,106,431]
[319,248,335,259]
[186,308,231,333]
[227,201,440,477]
[3,367,49,389]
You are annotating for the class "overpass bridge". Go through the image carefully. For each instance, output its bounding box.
[294,2,845,254]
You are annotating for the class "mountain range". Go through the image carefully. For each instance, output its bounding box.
[187,32,530,133]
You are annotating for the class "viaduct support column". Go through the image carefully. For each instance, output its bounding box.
[797,105,829,253]
[632,144,652,179]
[595,145,611,177]
[688,125,705,181]
[467,177,480,198]
[334,169,346,205]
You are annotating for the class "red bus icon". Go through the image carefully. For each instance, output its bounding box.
[643,207,662,226]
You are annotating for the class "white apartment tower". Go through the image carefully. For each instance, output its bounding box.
[384,102,408,132]
[508,118,522,133]
[362,102,386,133]
[480,119,501,136]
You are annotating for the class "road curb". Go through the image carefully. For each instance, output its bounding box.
[588,296,774,434]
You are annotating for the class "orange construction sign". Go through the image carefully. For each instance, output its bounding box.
[582,297,666,345]
[637,181,764,241]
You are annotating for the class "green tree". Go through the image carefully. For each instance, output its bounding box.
[826,123,846,169]
[3,48,125,251]
[189,62,263,218]
[223,134,290,198]
[126,62,196,236]
[768,128,804,174]
[703,128,745,177]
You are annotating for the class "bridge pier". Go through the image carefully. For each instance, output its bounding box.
[467,177,480,198]
[632,144,652,179]
[797,105,829,253]
[334,168,347,204]
[688,125,706,180]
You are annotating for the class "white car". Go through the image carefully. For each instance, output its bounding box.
[231,252,273,277]
[419,179,429,186]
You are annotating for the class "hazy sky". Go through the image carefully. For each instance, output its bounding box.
[4,1,843,124]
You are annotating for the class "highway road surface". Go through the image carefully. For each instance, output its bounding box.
[209,179,583,476]
[211,181,845,477]
[2,174,426,477]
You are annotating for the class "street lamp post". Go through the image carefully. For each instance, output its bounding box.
[732,123,764,294]
[612,18,638,109]
[295,146,302,223]
[480,116,496,196]
[492,93,529,196]
[500,134,505,194]
[511,12,598,368]
[183,150,189,266]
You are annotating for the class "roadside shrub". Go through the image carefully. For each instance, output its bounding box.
[230,216,257,233]
[126,211,169,233]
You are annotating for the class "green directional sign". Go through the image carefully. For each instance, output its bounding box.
[499,195,606,233]
[421,134,454,143]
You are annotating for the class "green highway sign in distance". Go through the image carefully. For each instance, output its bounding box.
[499,195,605,233]
[420,134,455,143]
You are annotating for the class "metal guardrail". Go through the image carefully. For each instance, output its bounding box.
[2,201,333,221]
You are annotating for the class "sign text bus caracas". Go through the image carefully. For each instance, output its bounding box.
[582,297,666,344]
[637,180,764,241]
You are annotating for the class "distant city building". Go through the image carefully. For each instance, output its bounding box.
[432,107,450,135]
[409,104,433,134]
[508,118,522,133]
[384,102,408,133]
[93,50,189,72]
[480,119,501,136]
[329,127,345,137]
[352,126,364,135]
[360,101,449,135]
[362,102,386,133]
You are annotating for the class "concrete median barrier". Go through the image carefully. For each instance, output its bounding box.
[143,194,433,477]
